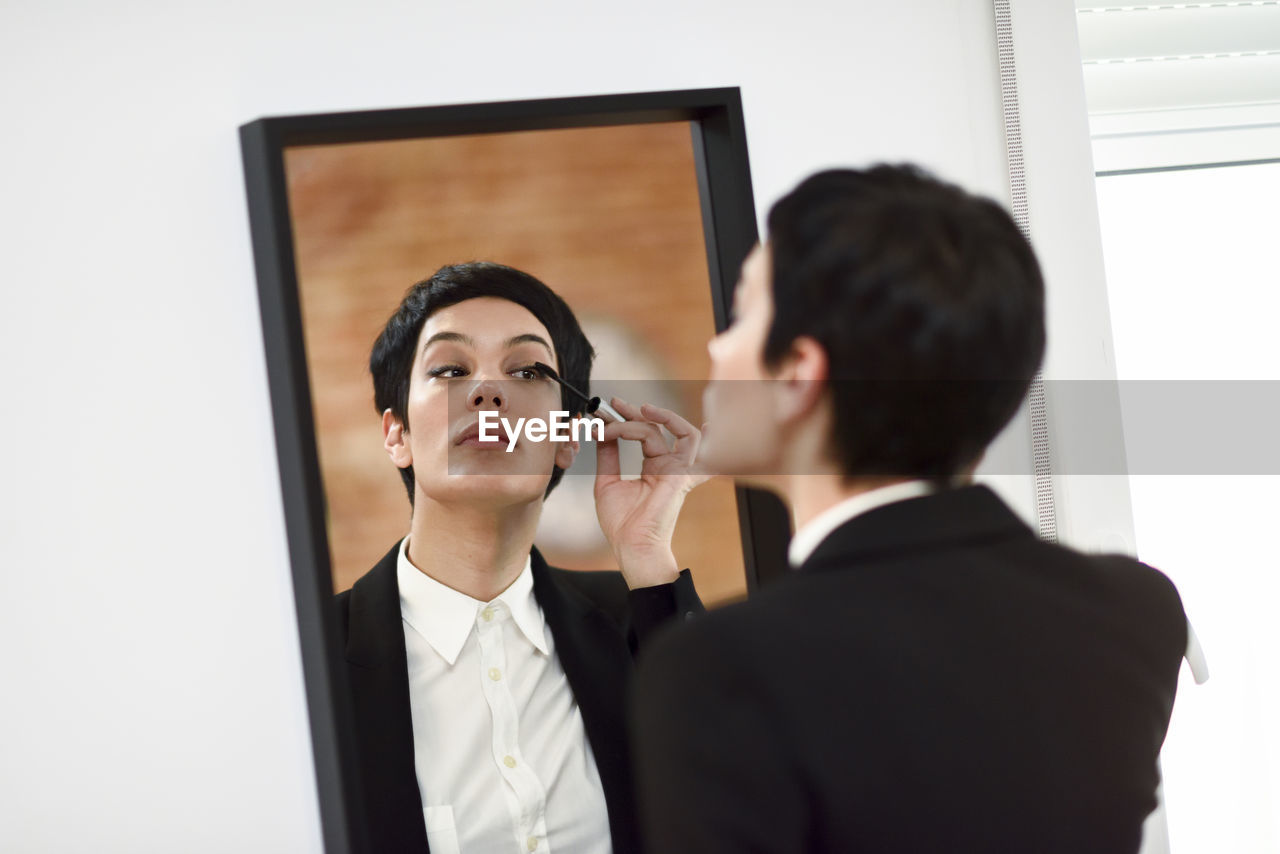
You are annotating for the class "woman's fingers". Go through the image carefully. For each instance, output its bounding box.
[593,398,714,487]
[600,398,673,458]
[599,418,670,458]
[637,402,700,462]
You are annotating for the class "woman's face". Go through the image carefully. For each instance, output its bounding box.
[700,243,789,482]
[385,297,578,511]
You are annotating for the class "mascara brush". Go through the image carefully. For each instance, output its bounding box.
[532,361,627,423]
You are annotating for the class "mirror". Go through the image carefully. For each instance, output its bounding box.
[241,89,785,854]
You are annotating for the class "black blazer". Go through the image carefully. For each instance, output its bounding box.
[336,542,701,854]
[632,485,1186,854]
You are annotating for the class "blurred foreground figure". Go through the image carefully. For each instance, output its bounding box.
[632,166,1185,854]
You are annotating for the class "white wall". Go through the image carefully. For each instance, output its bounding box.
[0,1,1118,850]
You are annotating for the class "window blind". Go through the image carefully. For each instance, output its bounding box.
[1076,2,1280,170]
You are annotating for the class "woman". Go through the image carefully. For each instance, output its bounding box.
[337,261,706,854]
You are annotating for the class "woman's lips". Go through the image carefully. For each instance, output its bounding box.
[457,435,511,449]
[454,421,512,449]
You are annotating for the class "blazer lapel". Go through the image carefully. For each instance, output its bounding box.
[344,543,430,853]
[530,548,640,854]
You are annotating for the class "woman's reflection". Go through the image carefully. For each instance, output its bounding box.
[335,261,705,854]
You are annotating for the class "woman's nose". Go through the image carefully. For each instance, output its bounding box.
[466,378,506,411]
[707,333,724,360]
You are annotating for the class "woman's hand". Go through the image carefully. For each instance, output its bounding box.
[593,398,712,589]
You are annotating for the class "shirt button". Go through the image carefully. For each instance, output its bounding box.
[481,607,495,622]
[526,837,539,852]
[503,755,517,768]
[488,667,502,681]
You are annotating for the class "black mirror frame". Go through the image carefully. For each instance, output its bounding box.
[239,87,790,854]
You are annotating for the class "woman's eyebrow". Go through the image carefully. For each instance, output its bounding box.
[505,334,554,358]
[419,331,552,361]
[421,331,474,352]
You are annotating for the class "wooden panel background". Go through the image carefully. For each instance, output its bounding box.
[284,122,747,605]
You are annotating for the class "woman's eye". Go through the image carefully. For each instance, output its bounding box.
[427,365,467,379]
[511,365,540,381]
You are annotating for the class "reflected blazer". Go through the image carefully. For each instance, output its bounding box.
[336,542,701,854]
[633,485,1187,854]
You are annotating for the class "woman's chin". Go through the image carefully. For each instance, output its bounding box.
[446,445,555,476]
[429,472,551,508]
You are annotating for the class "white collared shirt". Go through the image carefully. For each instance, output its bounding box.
[787,480,935,568]
[397,537,612,854]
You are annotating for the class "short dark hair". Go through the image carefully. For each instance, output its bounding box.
[370,262,595,503]
[764,165,1045,480]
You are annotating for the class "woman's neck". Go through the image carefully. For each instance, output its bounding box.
[405,497,542,602]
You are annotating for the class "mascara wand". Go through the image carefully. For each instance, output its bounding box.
[532,361,627,423]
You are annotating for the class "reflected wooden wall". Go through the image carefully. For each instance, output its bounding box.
[284,122,746,605]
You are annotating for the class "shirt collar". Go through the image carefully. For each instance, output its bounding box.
[788,480,934,569]
[396,536,549,665]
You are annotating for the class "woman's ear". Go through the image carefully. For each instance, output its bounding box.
[382,408,413,469]
[773,335,829,424]
[554,429,581,471]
